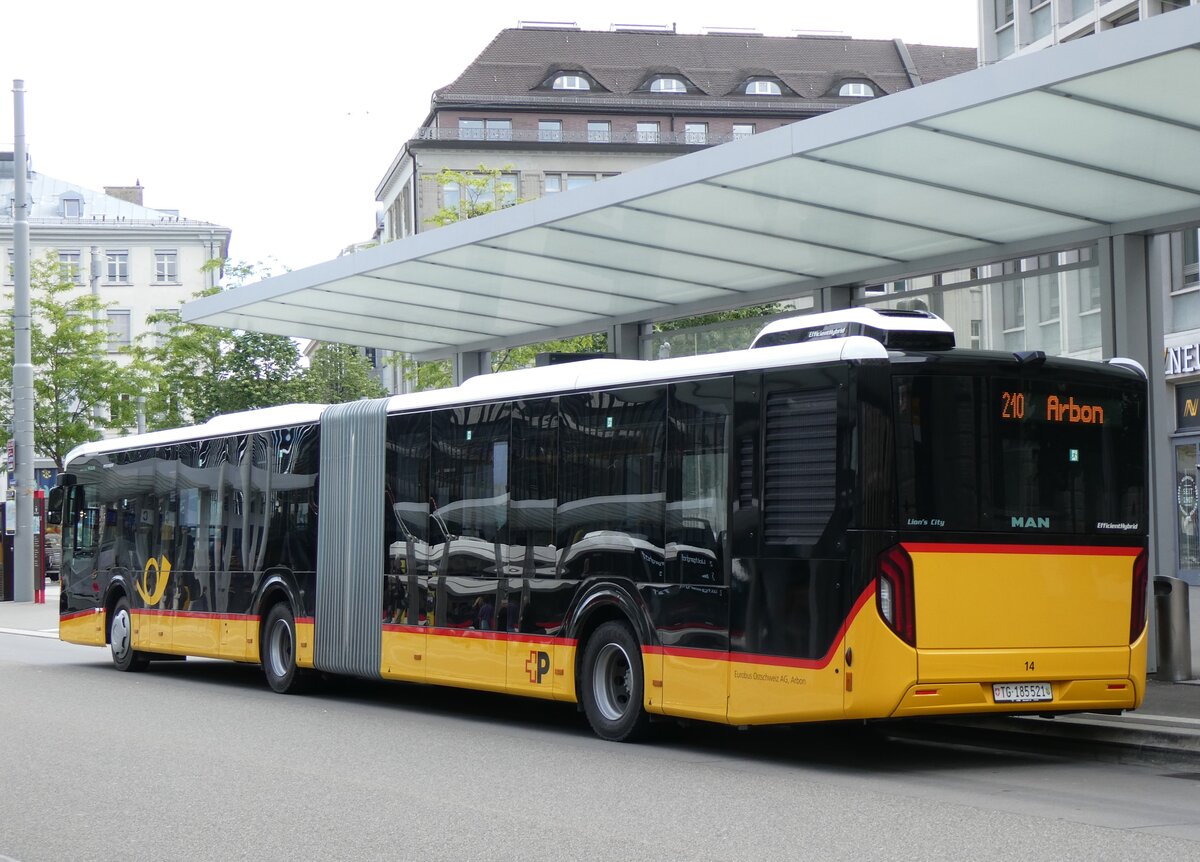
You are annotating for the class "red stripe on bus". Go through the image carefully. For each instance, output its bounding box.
[131,609,261,622]
[902,543,1141,557]
[59,609,101,622]
[392,625,576,647]
[648,581,877,671]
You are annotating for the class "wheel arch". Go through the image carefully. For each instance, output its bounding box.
[252,569,304,623]
[101,574,135,645]
[564,581,656,699]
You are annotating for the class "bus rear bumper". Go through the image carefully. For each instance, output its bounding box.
[889,677,1138,718]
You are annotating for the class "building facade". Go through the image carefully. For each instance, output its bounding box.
[1,151,231,492]
[973,2,1200,664]
[2,153,230,369]
[378,24,976,243]
[980,0,1197,62]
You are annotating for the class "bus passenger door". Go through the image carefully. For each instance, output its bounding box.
[659,584,730,721]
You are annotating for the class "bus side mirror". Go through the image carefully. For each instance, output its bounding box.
[47,486,64,525]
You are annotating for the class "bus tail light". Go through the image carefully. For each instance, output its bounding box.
[1130,548,1148,644]
[877,544,915,646]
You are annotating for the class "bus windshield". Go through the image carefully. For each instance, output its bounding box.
[894,372,1146,535]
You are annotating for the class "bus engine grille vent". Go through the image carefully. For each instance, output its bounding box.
[764,390,837,544]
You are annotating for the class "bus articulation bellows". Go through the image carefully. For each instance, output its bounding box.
[52,308,1149,741]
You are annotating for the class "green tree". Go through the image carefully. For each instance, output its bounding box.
[299,343,387,403]
[129,260,304,428]
[0,253,135,467]
[489,332,608,373]
[426,164,521,227]
[650,303,788,356]
[390,355,453,393]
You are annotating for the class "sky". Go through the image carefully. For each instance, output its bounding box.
[1,1,978,276]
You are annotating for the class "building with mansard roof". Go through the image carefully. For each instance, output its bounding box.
[1,151,231,371]
[375,24,977,245]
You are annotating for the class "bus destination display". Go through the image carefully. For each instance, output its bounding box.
[1000,389,1106,425]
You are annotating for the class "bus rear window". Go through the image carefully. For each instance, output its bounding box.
[894,373,1145,535]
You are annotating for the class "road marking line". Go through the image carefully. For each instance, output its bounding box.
[0,627,59,640]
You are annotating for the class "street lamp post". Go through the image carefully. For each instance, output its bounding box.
[11,80,35,603]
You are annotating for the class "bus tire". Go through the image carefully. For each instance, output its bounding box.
[109,596,149,672]
[580,621,651,742]
[261,603,308,694]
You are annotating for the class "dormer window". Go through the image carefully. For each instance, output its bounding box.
[60,192,84,219]
[649,76,687,93]
[839,81,875,98]
[553,74,590,90]
[745,79,782,96]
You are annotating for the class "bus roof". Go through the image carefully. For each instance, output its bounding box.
[64,335,887,465]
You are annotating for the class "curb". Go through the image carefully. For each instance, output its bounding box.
[895,714,1200,769]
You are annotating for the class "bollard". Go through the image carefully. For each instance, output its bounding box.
[1154,576,1193,682]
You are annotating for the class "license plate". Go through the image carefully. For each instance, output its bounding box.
[992,682,1053,703]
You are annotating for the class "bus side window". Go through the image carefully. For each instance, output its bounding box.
[667,378,731,585]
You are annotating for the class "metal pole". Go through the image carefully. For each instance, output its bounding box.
[11,80,35,603]
[90,246,104,420]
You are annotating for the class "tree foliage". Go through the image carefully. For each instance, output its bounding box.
[0,253,135,467]
[300,343,387,403]
[490,332,608,373]
[426,164,521,227]
[129,260,304,429]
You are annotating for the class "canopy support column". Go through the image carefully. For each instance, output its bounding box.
[454,350,489,385]
[608,322,641,360]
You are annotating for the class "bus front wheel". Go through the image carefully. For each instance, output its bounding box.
[261,603,308,694]
[109,596,149,672]
[580,621,651,742]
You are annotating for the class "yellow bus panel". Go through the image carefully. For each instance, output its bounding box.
[59,609,106,647]
[380,625,426,682]
[908,544,1138,650]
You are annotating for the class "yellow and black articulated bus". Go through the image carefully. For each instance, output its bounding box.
[53,309,1149,742]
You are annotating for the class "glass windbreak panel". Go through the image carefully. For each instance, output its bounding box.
[1176,443,1200,572]
[559,387,666,581]
[430,403,510,581]
[895,373,1146,534]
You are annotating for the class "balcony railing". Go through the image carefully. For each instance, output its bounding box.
[413,127,751,146]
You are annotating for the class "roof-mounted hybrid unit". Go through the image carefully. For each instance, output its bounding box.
[751,308,956,351]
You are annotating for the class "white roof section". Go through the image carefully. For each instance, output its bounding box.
[184,9,1200,360]
[0,172,222,226]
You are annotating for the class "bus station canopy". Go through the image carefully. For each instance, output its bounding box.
[183,9,1200,361]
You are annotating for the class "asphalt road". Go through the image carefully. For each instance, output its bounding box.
[2,632,1200,862]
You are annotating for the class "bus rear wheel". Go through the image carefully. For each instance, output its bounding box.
[262,603,308,694]
[581,621,651,742]
[109,596,149,672]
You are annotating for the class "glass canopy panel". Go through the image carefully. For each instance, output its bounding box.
[720,157,1094,245]
[552,206,893,276]
[262,301,490,345]
[355,269,597,327]
[925,90,1200,193]
[633,183,980,261]
[484,226,790,292]
[280,289,539,337]
[238,302,452,352]
[814,126,1200,222]
[1052,50,1200,128]
[426,245,730,307]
